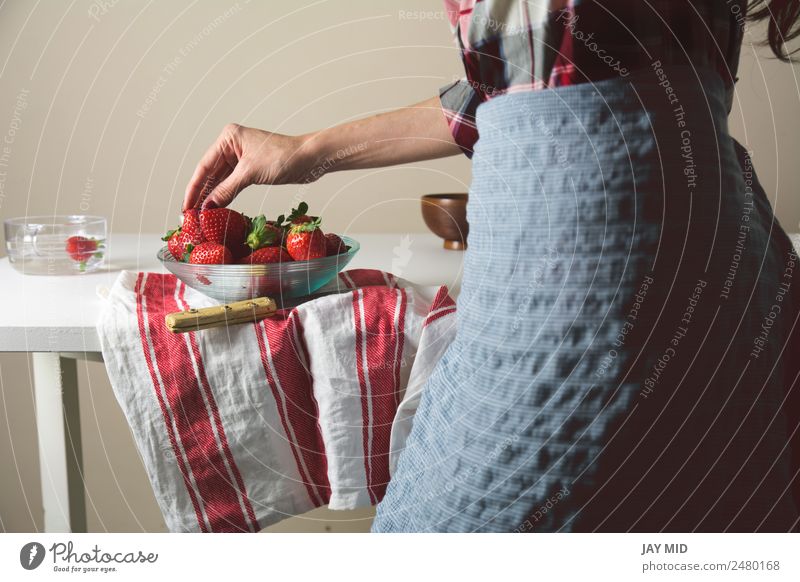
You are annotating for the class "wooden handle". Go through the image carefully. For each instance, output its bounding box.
[165,297,277,333]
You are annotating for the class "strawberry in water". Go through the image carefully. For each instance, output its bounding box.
[199,208,249,248]
[66,236,103,271]
[285,218,326,261]
[188,242,233,264]
[66,236,98,261]
[324,233,348,256]
[239,246,292,264]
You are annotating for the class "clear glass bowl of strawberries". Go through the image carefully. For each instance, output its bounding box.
[158,202,358,302]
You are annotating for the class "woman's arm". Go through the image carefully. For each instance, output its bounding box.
[183,96,461,210]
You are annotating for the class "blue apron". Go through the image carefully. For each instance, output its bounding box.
[373,66,800,532]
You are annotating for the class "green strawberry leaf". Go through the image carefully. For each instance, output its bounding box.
[246,214,279,250]
[290,217,322,233]
[286,201,309,223]
[161,227,180,241]
[182,243,194,262]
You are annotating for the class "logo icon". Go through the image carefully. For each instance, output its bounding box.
[20,542,46,570]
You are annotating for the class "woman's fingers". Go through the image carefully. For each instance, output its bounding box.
[185,125,310,209]
[184,154,229,210]
[183,128,238,210]
[184,160,218,210]
[203,164,252,208]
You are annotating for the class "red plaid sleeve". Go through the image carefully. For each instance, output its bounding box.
[439,80,481,158]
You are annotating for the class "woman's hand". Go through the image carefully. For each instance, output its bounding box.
[183,97,462,210]
[183,124,317,210]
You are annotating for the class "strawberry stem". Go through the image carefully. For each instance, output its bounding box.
[285,201,309,224]
[246,214,280,249]
[289,217,321,233]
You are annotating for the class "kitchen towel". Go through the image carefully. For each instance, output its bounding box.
[97,269,456,532]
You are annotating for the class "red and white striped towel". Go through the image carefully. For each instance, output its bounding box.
[97,269,456,532]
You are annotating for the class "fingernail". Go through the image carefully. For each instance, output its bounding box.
[201,198,218,210]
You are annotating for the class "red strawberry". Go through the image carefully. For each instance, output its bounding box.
[246,215,283,250]
[162,210,205,261]
[199,208,249,247]
[189,242,233,264]
[324,233,347,256]
[285,219,326,261]
[181,209,204,240]
[291,215,313,225]
[66,236,103,271]
[228,241,252,260]
[239,246,292,264]
[166,230,193,261]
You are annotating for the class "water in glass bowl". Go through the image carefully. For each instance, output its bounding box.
[4,215,107,275]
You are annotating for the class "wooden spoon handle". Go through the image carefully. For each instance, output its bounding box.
[165,296,277,333]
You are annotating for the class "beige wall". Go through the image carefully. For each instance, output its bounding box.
[0,0,471,235]
[1,1,798,532]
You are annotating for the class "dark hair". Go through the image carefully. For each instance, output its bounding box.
[748,0,800,60]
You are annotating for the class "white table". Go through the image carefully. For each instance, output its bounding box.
[0,232,464,532]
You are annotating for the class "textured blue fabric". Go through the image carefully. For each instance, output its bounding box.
[373,66,800,532]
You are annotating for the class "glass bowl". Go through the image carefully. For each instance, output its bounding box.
[4,215,107,275]
[158,236,360,302]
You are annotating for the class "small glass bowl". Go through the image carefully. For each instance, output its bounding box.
[4,215,107,275]
[158,236,360,302]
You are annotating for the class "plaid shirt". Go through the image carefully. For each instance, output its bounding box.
[439,0,746,156]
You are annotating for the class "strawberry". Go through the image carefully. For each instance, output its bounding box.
[66,236,103,271]
[181,209,203,240]
[163,210,205,261]
[66,236,99,262]
[239,246,292,264]
[246,214,283,250]
[166,230,194,261]
[271,201,316,232]
[291,215,313,225]
[199,208,249,248]
[228,241,252,260]
[324,233,348,256]
[285,218,326,261]
[188,242,233,264]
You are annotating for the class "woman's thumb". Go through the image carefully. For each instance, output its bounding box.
[204,165,250,208]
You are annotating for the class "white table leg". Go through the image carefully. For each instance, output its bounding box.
[31,352,87,532]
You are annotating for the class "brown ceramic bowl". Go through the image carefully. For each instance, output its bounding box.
[421,193,469,250]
